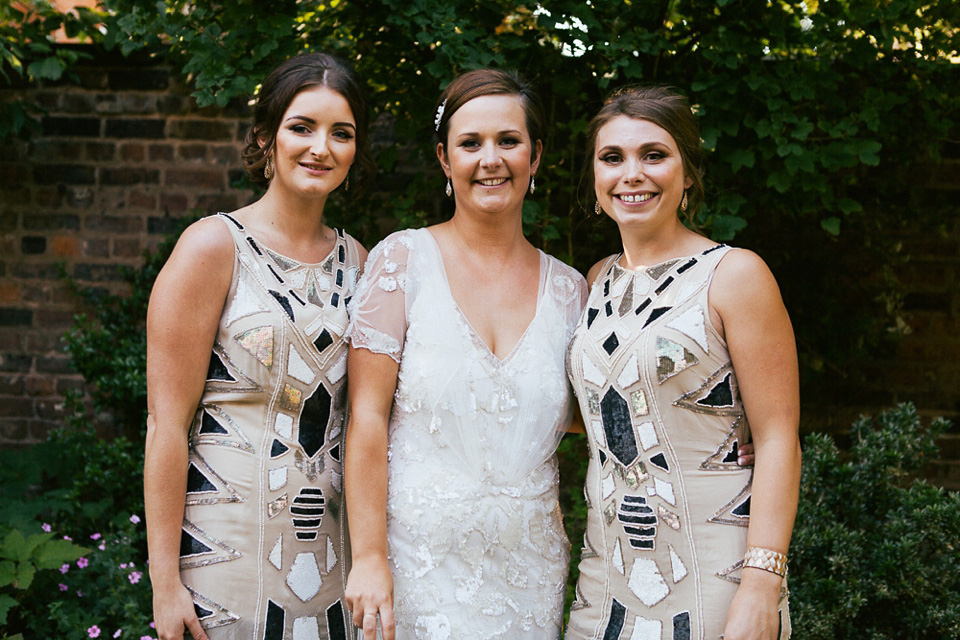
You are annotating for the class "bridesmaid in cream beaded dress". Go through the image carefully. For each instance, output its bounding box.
[565,86,800,640]
[145,53,374,640]
[343,69,587,640]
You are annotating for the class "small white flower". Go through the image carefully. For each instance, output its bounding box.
[800,17,813,31]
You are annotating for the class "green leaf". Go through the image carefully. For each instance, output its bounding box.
[34,539,88,570]
[0,594,18,626]
[727,148,755,173]
[0,559,15,587]
[821,217,841,236]
[837,198,862,215]
[766,171,792,194]
[710,214,748,241]
[26,56,65,81]
[14,562,35,590]
[1,530,28,562]
[858,140,882,166]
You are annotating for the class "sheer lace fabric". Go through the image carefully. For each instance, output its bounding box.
[347,228,587,639]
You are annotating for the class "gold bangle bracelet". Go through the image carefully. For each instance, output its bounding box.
[743,546,788,577]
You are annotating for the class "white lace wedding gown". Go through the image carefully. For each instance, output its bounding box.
[347,228,587,639]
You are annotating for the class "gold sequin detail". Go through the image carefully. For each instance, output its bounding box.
[603,501,617,526]
[233,325,274,369]
[267,493,289,518]
[631,389,649,417]
[622,461,648,489]
[655,336,699,383]
[279,384,302,411]
[586,388,600,415]
[658,505,681,530]
[295,449,325,481]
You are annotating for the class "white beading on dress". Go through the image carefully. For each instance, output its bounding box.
[347,228,587,639]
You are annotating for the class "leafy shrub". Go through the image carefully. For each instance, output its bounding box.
[790,403,960,639]
[0,422,150,639]
[0,525,87,630]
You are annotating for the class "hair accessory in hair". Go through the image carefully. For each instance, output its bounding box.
[434,99,447,132]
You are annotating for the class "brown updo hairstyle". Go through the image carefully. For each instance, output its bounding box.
[581,85,706,225]
[434,69,546,161]
[241,52,376,195]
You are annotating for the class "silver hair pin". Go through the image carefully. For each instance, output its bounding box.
[434,99,446,132]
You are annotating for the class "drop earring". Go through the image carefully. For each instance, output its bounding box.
[594,202,602,216]
[263,156,274,180]
[344,175,349,192]
[529,175,536,195]
[445,179,452,197]
[681,191,688,212]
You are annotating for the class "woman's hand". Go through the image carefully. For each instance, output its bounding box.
[152,581,210,640]
[345,556,396,640]
[737,442,756,467]
[720,569,783,640]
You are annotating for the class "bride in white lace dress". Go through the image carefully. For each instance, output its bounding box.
[343,70,587,640]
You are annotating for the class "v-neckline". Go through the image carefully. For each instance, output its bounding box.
[422,228,545,367]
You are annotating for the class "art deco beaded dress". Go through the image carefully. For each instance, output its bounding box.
[346,228,587,639]
[178,213,363,639]
[565,246,791,640]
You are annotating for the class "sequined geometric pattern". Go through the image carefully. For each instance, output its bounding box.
[566,246,791,640]
[347,228,588,638]
[180,214,361,638]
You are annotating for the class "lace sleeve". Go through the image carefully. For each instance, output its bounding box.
[345,231,415,363]
[550,259,589,335]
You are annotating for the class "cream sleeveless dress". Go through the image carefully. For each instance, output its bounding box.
[179,213,362,639]
[565,246,790,640]
[346,228,587,639]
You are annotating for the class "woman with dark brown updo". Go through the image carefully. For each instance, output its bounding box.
[565,86,799,640]
[145,52,375,640]
[343,69,587,640]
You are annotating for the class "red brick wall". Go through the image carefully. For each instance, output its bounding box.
[0,50,253,444]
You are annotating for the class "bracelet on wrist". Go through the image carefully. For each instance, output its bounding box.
[743,546,788,577]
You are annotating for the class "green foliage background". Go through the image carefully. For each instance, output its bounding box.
[5,0,958,402]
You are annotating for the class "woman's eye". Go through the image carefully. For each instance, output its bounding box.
[500,137,519,147]
[290,124,311,134]
[333,130,354,140]
[460,139,480,149]
[646,151,666,161]
[600,153,621,164]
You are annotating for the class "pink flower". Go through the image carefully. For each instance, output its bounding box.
[77,557,89,569]
[98,543,106,551]
[63,535,72,541]
[140,636,154,640]
[113,630,122,638]
[58,583,68,591]
[130,515,141,524]
[128,571,143,584]
[87,625,100,638]
[60,563,70,574]
[119,563,128,569]
[90,533,102,541]
[149,622,156,629]
[42,523,52,533]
